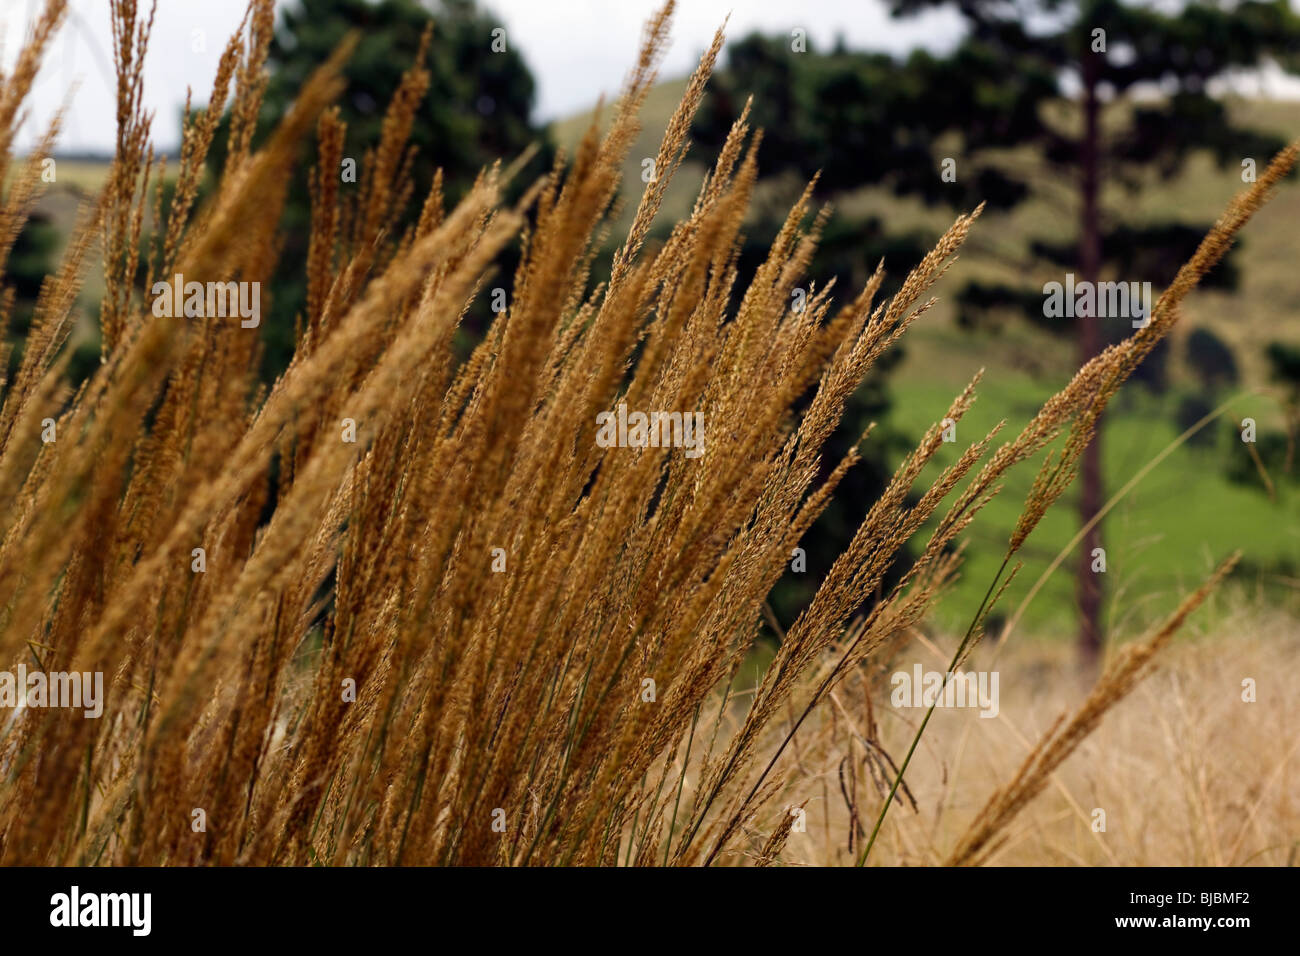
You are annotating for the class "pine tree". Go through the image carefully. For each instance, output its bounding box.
[697,1,1300,665]
[889,0,1300,665]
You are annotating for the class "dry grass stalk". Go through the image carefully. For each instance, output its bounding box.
[0,0,1290,866]
[945,553,1241,866]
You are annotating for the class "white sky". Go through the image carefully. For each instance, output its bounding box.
[2,0,1297,155]
[3,0,964,154]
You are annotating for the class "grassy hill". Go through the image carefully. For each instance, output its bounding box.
[549,88,1300,639]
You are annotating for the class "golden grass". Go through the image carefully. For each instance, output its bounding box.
[0,0,1293,866]
[760,603,1299,867]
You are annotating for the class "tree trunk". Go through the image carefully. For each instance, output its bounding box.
[1076,49,1104,671]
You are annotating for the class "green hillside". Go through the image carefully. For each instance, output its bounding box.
[549,88,1300,638]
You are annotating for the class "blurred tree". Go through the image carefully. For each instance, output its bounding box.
[698,2,1300,665]
[1186,326,1239,389]
[208,0,552,378]
[1174,393,1218,449]
[2,213,60,383]
[6,212,59,312]
[886,0,1300,666]
[1265,339,1300,474]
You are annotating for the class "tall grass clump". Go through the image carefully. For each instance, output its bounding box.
[0,0,1294,866]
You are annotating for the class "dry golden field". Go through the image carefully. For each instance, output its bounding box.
[0,0,1294,868]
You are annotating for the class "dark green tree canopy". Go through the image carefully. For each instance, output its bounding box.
[206,0,552,377]
[696,1,1300,313]
[256,0,541,199]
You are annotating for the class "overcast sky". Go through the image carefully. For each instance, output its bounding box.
[4,0,966,154]
[2,0,1297,155]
